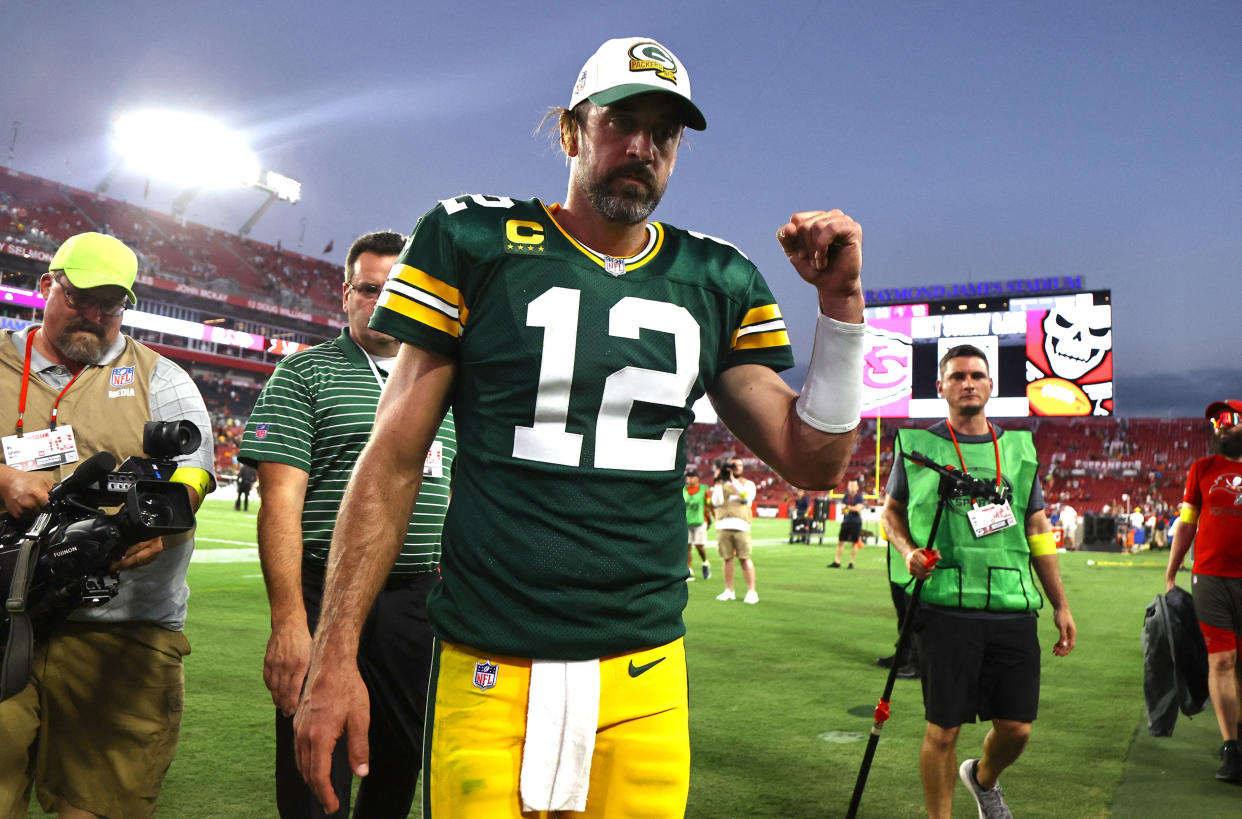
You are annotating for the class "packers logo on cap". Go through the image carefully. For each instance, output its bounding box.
[628,42,678,84]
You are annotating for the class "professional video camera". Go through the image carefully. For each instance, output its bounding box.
[0,420,200,701]
[903,450,1009,505]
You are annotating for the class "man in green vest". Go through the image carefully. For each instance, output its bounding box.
[882,344,1076,819]
[683,468,712,580]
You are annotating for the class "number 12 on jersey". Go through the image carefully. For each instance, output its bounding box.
[512,286,700,472]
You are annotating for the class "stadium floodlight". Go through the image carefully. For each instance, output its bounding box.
[237,170,302,236]
[262,171,301,204]
[113,111,260,190]
[237,169,302,237]
[103,109,302,234]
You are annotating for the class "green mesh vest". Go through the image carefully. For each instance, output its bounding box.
[683,485,708,526]
[894,427,1042,612]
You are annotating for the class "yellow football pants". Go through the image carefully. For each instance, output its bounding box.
[424,638,689,818]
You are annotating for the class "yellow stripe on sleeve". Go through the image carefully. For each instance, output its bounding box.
[733,329,791,351]
[740,304,782,327]
[378,291,461,338]
[393,264,460,306]
[1179,504,1200,524]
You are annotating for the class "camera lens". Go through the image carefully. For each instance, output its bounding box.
[143,420,202,458]
[136,495,175,527]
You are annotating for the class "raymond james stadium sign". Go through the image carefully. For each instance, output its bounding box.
[866,276,1084,305]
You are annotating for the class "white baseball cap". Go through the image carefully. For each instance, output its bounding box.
[569,37,706,130]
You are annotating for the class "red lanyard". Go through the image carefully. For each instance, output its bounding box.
[945,420,1003,497]
[16,328,85,436]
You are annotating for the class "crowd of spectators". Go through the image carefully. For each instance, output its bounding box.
[196,376,263,480]
[1,171,340,314]
[0,195,83,252]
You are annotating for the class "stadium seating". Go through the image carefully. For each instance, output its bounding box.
[1,169,339,313]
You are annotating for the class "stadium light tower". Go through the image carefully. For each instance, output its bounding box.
[101,111,300,231]
[238,169,301,237]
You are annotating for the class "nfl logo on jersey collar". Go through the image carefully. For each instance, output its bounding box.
[603,256,626,276]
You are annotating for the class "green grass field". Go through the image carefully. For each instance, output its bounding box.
[66,499,1236,817]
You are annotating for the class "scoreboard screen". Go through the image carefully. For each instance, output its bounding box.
[861,290,1113,418]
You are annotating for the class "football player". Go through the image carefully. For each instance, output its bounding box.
[294,37,866,817]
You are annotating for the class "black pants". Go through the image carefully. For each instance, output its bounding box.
[891,581,921,667]
[275,564,437,818]
[235,485,252,510]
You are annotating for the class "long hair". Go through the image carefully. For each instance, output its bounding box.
[536,103,590,164]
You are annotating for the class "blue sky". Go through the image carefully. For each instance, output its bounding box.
[3,0,1238,416]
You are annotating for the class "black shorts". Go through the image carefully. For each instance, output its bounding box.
[1191,574,1242,632]
[916,607,1041,727]
[838,519,863,543]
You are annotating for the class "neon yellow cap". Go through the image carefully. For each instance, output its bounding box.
[49,232,138,303]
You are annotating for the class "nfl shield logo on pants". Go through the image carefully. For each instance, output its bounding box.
[110,366,135,388]
[473,660,498,691]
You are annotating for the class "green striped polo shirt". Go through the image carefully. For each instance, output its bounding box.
[240,329,455,574]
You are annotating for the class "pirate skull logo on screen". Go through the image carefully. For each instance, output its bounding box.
[1042,306,1112,380]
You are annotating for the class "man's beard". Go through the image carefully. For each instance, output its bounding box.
[957,402,985,417]
[581,162,664,225]
[54,320,109,365]
[1213,427,1242,458]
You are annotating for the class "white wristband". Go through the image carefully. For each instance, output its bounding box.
[795,313,865,434]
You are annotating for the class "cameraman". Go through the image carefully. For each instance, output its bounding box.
[882,345,1073,819]
[0,233,214,818]
[711,458,759,604]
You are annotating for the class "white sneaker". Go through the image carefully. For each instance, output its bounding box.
[685,573,695,582]
[743,590,759,604]
[715,589,735,601]
[958,759,1012,819]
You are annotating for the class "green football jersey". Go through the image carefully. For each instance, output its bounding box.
[370,195,794,659]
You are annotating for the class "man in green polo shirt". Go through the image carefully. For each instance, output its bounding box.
[240,231,456,818]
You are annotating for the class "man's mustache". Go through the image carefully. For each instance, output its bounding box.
[606,163,656,189]
[65,320,106,337]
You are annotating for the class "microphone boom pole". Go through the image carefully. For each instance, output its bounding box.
[846,448,988,818]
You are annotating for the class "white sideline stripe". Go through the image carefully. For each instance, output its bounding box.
[197,538,257,547]
[192,547,258,563]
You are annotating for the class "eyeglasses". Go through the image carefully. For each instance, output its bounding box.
[1211,411,1241,431]
[347,282,385,300]
[55,276,128,317]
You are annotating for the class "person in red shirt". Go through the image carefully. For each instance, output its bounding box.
[1166,399,1242,784]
